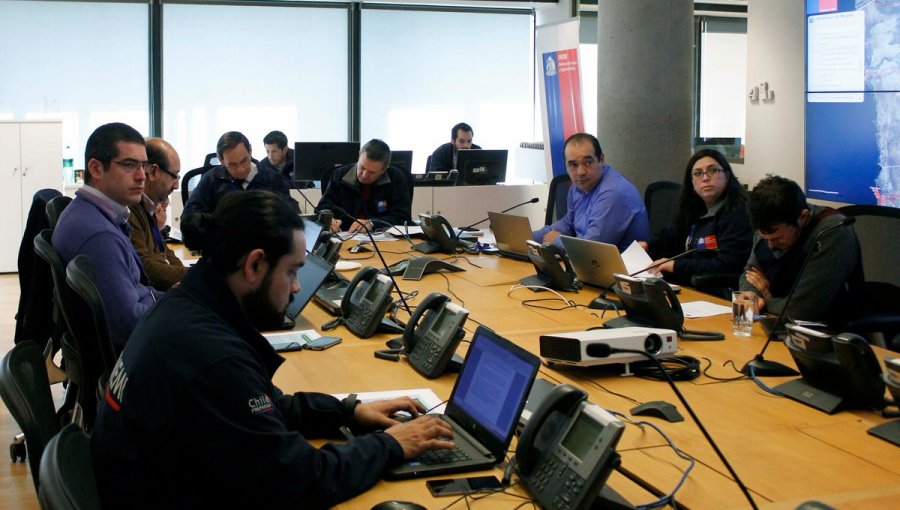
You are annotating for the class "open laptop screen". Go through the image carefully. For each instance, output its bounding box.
[284,253,333,320]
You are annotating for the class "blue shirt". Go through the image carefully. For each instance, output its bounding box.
[533,164,650,251]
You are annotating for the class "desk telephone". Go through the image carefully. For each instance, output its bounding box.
[414,214,475,254]
[341,266,395,338]
[519,240,581,292]
[402,293,469,379]
[517,384,625,510]
[314,235,342,265]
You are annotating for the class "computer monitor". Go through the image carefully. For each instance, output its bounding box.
[293,142,360,188]
[455,149,508,186]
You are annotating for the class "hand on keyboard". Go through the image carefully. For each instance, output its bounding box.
[385,416,456,460]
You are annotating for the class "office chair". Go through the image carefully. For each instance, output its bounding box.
[45,196,72,232]
[544,173,571,226]
[394,164,415,202]
[38,423,101,510]
[839,205,900,351]
[15,189,62,346]
[180,166,211,207]
[202,152,220,168]
[0,340,60,490]
[644,181,681,238]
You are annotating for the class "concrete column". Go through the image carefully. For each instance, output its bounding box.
[596,0,693,194]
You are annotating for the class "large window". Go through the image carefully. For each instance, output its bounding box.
[0,0,149,169]
[695,16,747,158]
[359,7,535,180]
[163,2,349,169]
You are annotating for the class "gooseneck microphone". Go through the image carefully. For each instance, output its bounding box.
[741,216,856,377]
[586,343,759,510]
[329,206,413,316]
[458,197,540,232]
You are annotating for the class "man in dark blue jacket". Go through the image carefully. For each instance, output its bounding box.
[428,122,482,172]
[182,131,297,218]
[92,191,453,508]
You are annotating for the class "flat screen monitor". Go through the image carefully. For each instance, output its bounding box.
[455,149,508,186]
[294,142,360,188]
[390,150,412,176]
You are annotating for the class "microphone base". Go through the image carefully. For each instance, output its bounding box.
[588,296,621,311]
[741,355,799,377]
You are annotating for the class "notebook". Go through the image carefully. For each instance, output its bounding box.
[280,252,334,329]
[488,212,533,261]
[384,325,540,480]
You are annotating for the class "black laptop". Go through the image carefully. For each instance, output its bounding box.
[385,325,540,479]
[279,252,334,330]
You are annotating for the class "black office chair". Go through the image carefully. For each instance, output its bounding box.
[393,164,415,202]
[839,205,900,351]
[15,189,62,346]
[180,166,210,207]
[644,181,681,238]
[0,340,60,490]
[544,173,571,226]
[45,196,72,232]
[38,423,101,510]
[203,152,219,168]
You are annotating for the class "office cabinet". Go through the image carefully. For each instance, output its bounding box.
[0,120,63,272]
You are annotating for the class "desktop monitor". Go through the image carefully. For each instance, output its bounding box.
[455,149,508,186]
[294,142,360,188]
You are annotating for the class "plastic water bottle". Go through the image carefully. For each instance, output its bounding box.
[62,145,74,184]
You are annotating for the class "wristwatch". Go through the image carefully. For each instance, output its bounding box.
[342,393,359,424]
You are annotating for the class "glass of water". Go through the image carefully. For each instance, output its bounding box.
[732,291,755,337]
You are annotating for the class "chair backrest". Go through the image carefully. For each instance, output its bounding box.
[0,340,60,490]
[45,196,72,232]
[392,164,415,202]
[15,189,62,344]
[839,205,900,316]
[38,423,101,510]
[34,231,82,386]
[203,152,220,168]
[180,166,211,207]
[644,181,682,237]
[545,173,571,226]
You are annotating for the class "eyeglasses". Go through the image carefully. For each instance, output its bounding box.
[109,159,150,172]
[691,167,723,180]
[225,156,252,172]
[152,163,180,181]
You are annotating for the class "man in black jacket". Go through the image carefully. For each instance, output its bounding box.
[317,139,412,233]
[92,191,453,509]
[428,122,482,172]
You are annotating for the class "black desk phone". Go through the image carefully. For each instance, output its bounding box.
[341,266,395,338]
[519,240,581,292]
[517,384,625,510]
[314,235,342,265]
[402,292,469,379]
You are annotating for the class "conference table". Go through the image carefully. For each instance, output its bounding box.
[255,236,900,510]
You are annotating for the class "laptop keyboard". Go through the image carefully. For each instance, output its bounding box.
[415,443,472,465]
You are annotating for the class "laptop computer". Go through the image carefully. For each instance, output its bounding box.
[279,252,334,329]
[488,212,533,261]
[385,325,540,480]
[559,236,627,288]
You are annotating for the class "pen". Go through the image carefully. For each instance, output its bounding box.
[339,426,354,441]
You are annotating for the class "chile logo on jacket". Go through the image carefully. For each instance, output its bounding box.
[249,393,275,415]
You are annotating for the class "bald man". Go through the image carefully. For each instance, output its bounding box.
[128,138,187,290]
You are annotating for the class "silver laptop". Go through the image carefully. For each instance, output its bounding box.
[559,236,627,288]
[488,212,533,261]
[385,325,540,480]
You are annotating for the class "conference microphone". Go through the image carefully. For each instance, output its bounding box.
[589,247,719,311]
[291,180,319,212]
[458,197,540,232]
[742,215,856,377]
[329,206,413,316]
[585,343,760,510]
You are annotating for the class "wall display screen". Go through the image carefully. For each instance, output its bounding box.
[805,0,900,207]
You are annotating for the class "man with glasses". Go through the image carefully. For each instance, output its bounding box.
[739,175,863,325]
[532,132,650,251]
[182,131,296,218]
[127,137,187,290]
[53,122,162,352]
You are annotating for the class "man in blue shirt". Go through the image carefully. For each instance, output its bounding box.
[533,133,650,251]
[53,122,162,352]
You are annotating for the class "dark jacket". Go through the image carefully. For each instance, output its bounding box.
[428,142,482,172]
[259,147,295,182]
[91,259,404,509]
[182,164,296,218]
[316,163,412,230]
[648,200,753,286]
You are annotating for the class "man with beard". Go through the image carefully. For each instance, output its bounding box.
[91,191,455,508]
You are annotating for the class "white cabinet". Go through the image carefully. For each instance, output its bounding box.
[0,120,63,272]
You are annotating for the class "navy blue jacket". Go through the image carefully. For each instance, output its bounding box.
[316,163,411,230]
[91,260,404,509]
[428,142,482,171]
[182,164,296,218]
[259,147,295,182]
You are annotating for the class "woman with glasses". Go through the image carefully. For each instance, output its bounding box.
[641,148,753,289]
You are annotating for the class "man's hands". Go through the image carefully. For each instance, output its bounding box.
[542,230,561,244]
[329,218,342,233]
[385,416,455,459]
[347,219,373,234]
[354,397,426,429]
[743,266,770,313]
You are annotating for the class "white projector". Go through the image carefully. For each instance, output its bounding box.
[539,327,677,367]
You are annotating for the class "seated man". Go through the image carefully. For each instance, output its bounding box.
[182,131,296,218]
[739,175,863,325]
[128,137,187,290]
[52,122,162,351]
[533,133,650,251]
[259,130,295,182]
[316,139,412,233]
[92,191,454,508]
[428,122,482,172]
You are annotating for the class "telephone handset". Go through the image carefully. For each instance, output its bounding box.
[519,240,581,292]
[517,384,625,510]
[414,214,458,254]
[401,292,469,379]
[340,266,395,338]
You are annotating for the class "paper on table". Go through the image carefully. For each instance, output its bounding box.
[681,301,733,318]
[621,240,655,276]
[386,225,424,236]
[332,388,446,415]
[263,328,321,346]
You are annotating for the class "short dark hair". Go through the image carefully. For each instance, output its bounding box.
[84,123,144,185]
[216,131,252,160]
[451,123,473,140]
[675,149,748,237]
[263,130,288,149]
[360,139,391,167]
[564,133,603,160]
[182,191,303,275]
[749,175,809,233]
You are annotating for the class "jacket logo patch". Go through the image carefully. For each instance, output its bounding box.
[249,394,275,415]
[377,200,388,213]
[105,357,128,412]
